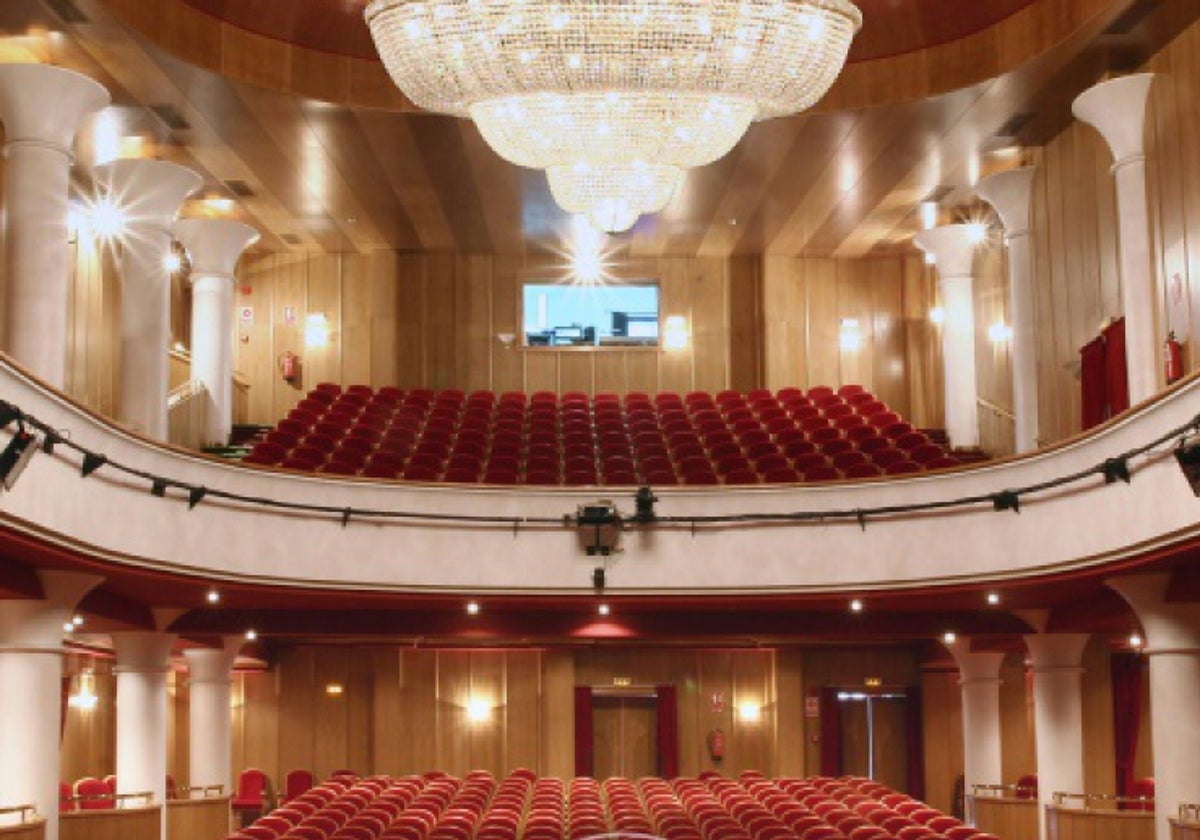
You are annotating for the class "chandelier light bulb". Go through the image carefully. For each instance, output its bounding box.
[366,0,861,227]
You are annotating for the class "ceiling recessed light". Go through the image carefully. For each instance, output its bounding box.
[466,601,480,615]
[598,603,611,616]
[942,631,957,644]
[245,629,258,641]
[1128,633,1143,649]
[986,592,1001,606]
[206,589,221,604]
[72,615,84,626]
[849,598,863,613]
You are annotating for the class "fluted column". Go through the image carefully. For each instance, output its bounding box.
[977,167,1040,452]
[1073,74,1157,405]
[945,638,1005,818]
[0,571,103,840]
[183,637,242,793]
[95,160,203,440]
[0,64,109,387]
[1108,573,1200,840]
[1025,633,1089,840]
[914,224,980,448]
[113,632,174,836]
[173,220,259,446]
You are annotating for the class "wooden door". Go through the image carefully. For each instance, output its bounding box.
[592,696,658,779]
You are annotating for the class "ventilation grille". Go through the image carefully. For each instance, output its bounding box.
[150,104,191,132]
[224,179,255,198]
[44,0,88,23]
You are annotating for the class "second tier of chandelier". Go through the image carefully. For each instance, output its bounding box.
[366,0,862,233]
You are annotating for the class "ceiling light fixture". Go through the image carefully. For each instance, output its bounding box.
[986,591,1001,606]
[598,603,611,616]
[849,598,863,613]
[207,589,221,604]
[466,601,481,615]
[942,631,957,644]
[366,0,862,232]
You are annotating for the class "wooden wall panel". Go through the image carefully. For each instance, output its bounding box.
[60,657,116,784]
[921,668,963,816]
[1081,638,1117,796]
[999,657,1036,787]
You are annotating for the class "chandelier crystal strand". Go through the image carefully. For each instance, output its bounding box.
[366,0,862,231]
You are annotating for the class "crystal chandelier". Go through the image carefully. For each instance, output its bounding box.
[366,0,862,232]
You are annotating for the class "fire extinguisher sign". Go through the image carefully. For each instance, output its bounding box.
[710,692,725,713]
[238,306,254,324]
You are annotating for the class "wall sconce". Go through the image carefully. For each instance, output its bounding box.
[325,683,344,697]
[987,320,1013,343]
[466,697,491,723]
[305,313,329,348]
[928,307,945,326]
[495,332,516,350]
[839,318,862,352]
[737,702,762,723]
[68,671,98,710]
[663,315,689,351]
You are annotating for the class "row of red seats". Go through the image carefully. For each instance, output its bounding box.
[231,771,992,840]
[60,774,182,811]
[242,386,960,485]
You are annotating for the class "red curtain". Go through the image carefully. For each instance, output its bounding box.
[656,684,680,778]
[819,687,842,777]
[905,686,925,800]
[1111,652,1144,799]
[573,686,593,777]
[1104,318,1129,415]
[1080,335,1108,429]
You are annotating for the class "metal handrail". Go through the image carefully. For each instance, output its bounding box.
[68,791,154,809]
[977,397,1016,422]
[1179,803,1200,823]
[970,784,1037,799]
[172,785,224,800]
[0,804,37,823]
[167,379,205,409]
[1052,792,1154,809]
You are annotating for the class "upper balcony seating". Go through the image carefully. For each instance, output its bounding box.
[242,386,963,487]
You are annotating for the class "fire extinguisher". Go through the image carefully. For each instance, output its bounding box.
[706,729,725,762]
[1165,332,1183,384]
[278,351,299,383]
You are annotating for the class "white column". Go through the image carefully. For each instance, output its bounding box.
[183,637,242,793]
[173,220,259,446]
[977,167,1040,453]
[113,632,174,837]
[914,224,980,449]
[0,64,109,387]
[1073,74,1157,405]
[1108,573,1200,840]
[945,638,1005,815]
[0,571,102,840]
[94,160,202,440]
[1024,633,1089,840]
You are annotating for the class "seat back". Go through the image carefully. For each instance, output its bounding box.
[286,769,316,801]
[74,777,114,810]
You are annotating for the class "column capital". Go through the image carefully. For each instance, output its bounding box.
[1108,572,1200,651]
[1024,633,1089,669]
[112,631,176,673]
[174,218,259,281]
[1072,73,1155,168]
[944,637,1006,681]
[0,570,103,649]
[94,159,202,242]
[0,64,109,153]
[977,167,1037,240]
[184,636,243,684]
[914,224,979,278]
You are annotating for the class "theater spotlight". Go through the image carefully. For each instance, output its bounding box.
[80,452,106,477]
[188,486,207,509]
[634,486,658,523]
[1101,457,1131,485]
[0,402,19,429]
[592,566,606,592]
[577,502,621,556]
[1174,434,1200,496]
[0,424,38,491]
[151,479,168,497]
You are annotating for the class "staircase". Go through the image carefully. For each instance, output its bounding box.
[920,428,991,466]
[203,424,270,460]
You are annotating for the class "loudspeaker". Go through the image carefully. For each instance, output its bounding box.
[592,567,606,591]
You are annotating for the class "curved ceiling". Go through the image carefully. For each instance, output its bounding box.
[179,0,1037,65]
